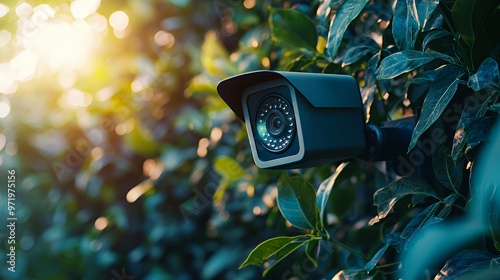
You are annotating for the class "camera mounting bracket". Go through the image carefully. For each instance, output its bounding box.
[360,116,416,162]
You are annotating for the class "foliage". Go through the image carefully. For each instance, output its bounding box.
[188,0,500,278]
[0,0,499,279]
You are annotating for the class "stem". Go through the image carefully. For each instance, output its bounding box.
[377,261,401,269]
[330,238,366,260]
[437,5,473,74]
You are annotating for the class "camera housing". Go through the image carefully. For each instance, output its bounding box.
[217,70,366,169]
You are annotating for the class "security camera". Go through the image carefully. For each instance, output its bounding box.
[217,70,366,169]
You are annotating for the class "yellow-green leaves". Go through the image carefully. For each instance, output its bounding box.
[240,167,352,275]
[239,235,314,276]
[201,31,239,77]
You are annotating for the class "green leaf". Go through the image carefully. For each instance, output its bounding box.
[342,37,380,66]
[364,243,389,273]
[463,116,496,153]
[401,202,439,240]
[422,29,452,51]
[317,0,346,33]
[467,58,500,92]
[277,175,319,230]
[326,0,369,57]
[433,146,465,192]
[369,176,438,225]
[270,9,318,51]
[408,65,464,151]
[416,0,439,31]
[409,69,438,85]
[470,121,500,249]
[436,250,500,279]
[333,269,369,279]
[239,235,308,270]
[316,162,348,228]
[329,184,357,220]
[436,194,460,219]
[452,0,476,47]
[452,91,495,161]
[375,50,440,80]
[305,239,319,268]
[401,219,486,279]
[393,0,419,50]
[213,156,247,181]
[201,31,239,77]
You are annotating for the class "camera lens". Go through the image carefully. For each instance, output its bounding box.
[256,95,295,152]
[267,111,285,136]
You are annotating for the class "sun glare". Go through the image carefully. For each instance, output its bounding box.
[11,2,104,74]
[30,20,95,71]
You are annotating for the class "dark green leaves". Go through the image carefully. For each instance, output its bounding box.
[342,37,380,66]
[375,50,440,79]
[436,250,500,279]
[316,162,348,228]
[408,65,465,151]
[433,147,465,192]
[468,58,500,92]
[326,0,369,57]
[369,176,438,225]
[393,0,419,50]
[452,0,476,47]
[393,0,438,50]
[277,175,318,230]
[270,9,318,51]
[415,0,439,30]
[452,58,499,160]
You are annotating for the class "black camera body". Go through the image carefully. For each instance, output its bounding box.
[217,70,365,169]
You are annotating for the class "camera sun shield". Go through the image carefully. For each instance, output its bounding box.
[217,70,366,169]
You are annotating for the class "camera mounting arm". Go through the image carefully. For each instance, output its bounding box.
[359,117,416,162]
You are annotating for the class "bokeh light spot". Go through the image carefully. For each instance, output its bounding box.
[210,127,223,143]
[197,138,209,158]
[71,0,101,20]
[126,179,153,203]
[86,13,107,32]
[94,216,108,231]
[15,2,32,18]
[115,119,134,136]
[109,10,129,31]
[0,4,9,18]
[63,88,92,107]
[30,20,94,71]
[0,30,12,48]
[10,50,37,81]
[0,97,11,118]
[154,30,175,48]
[5,142,18,156]
[244,0,256,9]
[0,63,17,94]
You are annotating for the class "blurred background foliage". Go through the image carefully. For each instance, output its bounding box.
[0,0,498,279]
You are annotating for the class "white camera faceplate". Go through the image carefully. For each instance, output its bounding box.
[242,79,305,169]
